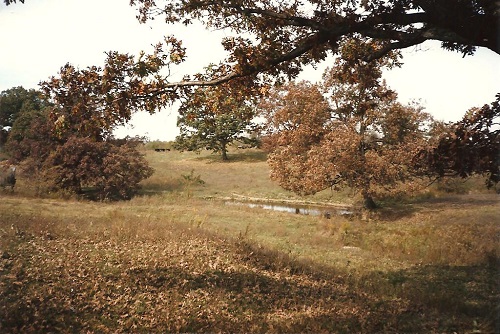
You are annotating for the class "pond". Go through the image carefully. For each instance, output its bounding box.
[225,200,355,218]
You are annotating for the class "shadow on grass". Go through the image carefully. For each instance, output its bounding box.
[0,248,391,332]
[1,233,497,333]
[230,240,499,333]
[374,205,419,222]
[123,264,383,333]
[138,179,185,196]
[226,150,268,162]
[357,263,499,332]
[194,149,268,164]
[414,193,500,208]
[374,192,499,221]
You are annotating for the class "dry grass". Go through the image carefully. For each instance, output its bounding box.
[140,147,351,203]
[1,146,499,333]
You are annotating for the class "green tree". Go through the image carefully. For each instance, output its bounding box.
[5,108,55,165]
[175,83,259,161]
[260,41,433,209]
[0,87,49,147]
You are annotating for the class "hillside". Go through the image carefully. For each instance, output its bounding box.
[0,147,499,332]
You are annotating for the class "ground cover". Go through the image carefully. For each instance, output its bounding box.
[0,146,498,332]
[140,147,352,203]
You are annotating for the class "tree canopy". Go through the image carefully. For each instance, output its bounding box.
[4,75,155,200]
[260,41,434,208]
[419,94,500,189]
[127,0,499,89]
[5,1,497,113]
[175,83,259,161]
[0,87,50,146]
[4,0,498,199]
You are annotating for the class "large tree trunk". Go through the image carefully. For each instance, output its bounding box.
[361,180,377,210]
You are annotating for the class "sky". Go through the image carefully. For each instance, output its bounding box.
[1,0,499,141]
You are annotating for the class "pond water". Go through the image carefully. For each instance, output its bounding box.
[225,200,354,218]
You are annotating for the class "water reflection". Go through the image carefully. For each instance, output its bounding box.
[225,201,354,218]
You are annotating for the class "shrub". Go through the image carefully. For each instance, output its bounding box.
[41,137,154,200]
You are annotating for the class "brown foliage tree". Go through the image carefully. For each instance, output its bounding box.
[6,1,496,200]
[40,137,153,200]
[126,0,498,90]
[7,1,497,113]
[260,41,433,208]
[5,63,158,200]
[38,47,186,140]
[418,94,500,189]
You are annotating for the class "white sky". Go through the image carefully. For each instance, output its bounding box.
[1,0,499,141]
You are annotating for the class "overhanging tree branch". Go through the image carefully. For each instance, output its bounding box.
[8,1,498,112]
[132,0,497,93]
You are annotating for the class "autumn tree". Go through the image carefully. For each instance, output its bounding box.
[6,107,153,199]
[418,94,500,189]
[260,40,433,208]
[175,77,260,161]
[7,1,497,113]
[125,0,498,90]
[38,136,153,200]
[5,0,497,199]
[4,63,156,200]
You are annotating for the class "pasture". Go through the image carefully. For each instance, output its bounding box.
[1,146,499,333]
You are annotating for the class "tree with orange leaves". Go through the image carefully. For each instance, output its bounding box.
[6,0,497,114]
[260,40,433,209]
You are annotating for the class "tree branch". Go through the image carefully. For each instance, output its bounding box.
[123,0,499,100]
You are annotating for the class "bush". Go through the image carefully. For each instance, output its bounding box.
[40,137,154,200]
[5,108,154,200]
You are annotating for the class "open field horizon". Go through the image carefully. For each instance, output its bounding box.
[1,146,499,332]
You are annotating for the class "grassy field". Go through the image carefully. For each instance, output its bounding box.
[1,146,499,333]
